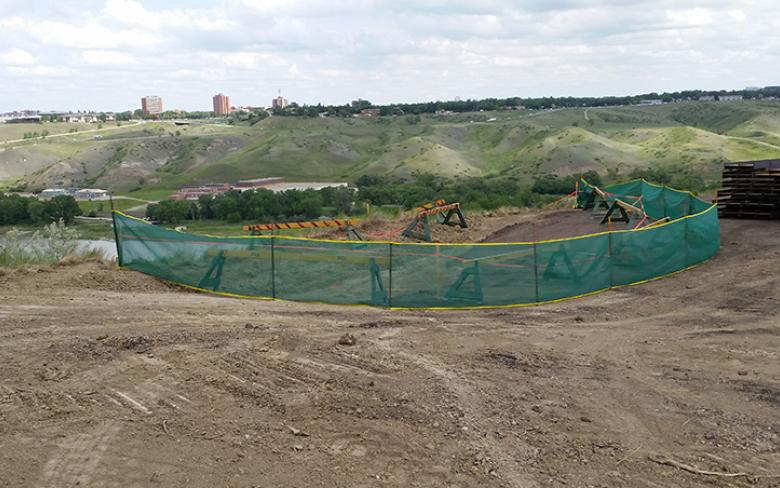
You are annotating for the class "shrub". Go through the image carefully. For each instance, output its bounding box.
[0,219,100,267]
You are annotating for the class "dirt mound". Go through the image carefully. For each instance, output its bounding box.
[0,261,174,294]
[482,208,623,242]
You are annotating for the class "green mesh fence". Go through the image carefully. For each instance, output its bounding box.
[113,179,719,309]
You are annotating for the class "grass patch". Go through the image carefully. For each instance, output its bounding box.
[77,197,146,216]
[125,188,174,201]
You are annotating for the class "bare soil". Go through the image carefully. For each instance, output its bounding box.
[482,209,611,242]
[0,218,778,487]
[315,207,598,244]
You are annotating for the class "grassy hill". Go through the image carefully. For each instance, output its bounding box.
[2,100,779,195]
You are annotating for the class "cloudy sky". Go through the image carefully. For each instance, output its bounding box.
[0,0,778,112]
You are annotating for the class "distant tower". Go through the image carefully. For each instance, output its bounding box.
[272,89,289,110]
[141,96,163,115]
[212,93,230,115]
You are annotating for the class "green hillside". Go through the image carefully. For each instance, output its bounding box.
[2,100,779,194]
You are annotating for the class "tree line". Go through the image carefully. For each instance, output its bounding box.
[0,195,82,226]
[146,186,354,224]
[271,86,780,118]
[145,173,605,224]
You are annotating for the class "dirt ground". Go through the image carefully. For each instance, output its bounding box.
[0,217,778,487]
[310,207,562,244]
[312,207,630,244]
[481,209,614,242]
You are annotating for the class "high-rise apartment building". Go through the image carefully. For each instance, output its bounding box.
[141,96,163,115]
[213,93,230,115]
[270,89,289,110]
[272,95,289,110]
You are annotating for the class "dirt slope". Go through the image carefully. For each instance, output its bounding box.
[0,219,778,487]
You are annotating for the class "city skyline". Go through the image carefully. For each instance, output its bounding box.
[2,83,776,116]
[1,1,779,112]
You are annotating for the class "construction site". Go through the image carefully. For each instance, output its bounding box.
[0,170,778,487]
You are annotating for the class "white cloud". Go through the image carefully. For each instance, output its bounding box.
[222,52,261,69]
[727,9,747,22]
[82,50,137,66]
[1,48,35,65]
[0,0,779,111]
[665,8,715,27]
[102,0,236,31]
[11,18,164,49]
[8,65,71,77]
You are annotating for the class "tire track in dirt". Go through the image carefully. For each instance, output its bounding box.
[374,329,539,488]
[39,421,122,488]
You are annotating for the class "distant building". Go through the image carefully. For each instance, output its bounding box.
[169,178,350,198]
[75,188,109,200]
[233,177,285,191]
[5,115,42,124]
[720,95,743,101]
[170,183,230,201]
[699,95,716,101]
[638,99,663,106]
[39,189,70,198]
[141,96,164,115]
[61,113,99,123]
[262,181,350,193]
[213,93,230,115]
[745,86,761,91]
[351,99,368,108]
[272,95,289,110]
[2,109,39,117]
[357,108,380,118]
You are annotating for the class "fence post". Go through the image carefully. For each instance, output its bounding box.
[608,230,614,288]
[661,186,667,219]
[388,243,393,308]
[532,242,539,303]
[270,236,276,299]
[683,215,689,268]
[111,210,123,267]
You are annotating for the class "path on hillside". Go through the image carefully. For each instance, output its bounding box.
[727,134,780,151]
[0,120,147,146]
[123,200,157,213]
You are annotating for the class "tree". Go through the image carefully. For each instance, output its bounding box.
[151,200,191,224]
[43,196,82,223]
[27,200,47,223]
[0,195,29,225]
[197,194,215,219]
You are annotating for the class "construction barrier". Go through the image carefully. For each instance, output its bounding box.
[112,179,720,309]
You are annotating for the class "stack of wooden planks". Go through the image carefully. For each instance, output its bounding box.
[717,159,780,219]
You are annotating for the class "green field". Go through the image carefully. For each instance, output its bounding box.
[0,122,95,142]
[2,101,780,193]
[76,197,147,216]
